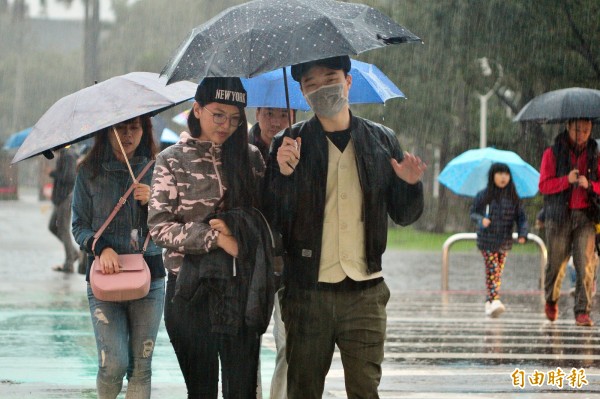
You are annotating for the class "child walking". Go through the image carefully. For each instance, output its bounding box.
[470,163,528,318]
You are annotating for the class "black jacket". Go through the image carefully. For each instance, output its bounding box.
[248,123,270,162]
[470,189,528,251]
[50,148,77,205]
[264,114,424,289]
[174,207,276,335]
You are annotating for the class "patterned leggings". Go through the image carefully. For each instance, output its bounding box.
[482,250,507,302]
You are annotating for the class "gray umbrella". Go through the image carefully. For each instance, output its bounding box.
[161,0,421,83]
[513,87,600,123]
[12,72,196,163]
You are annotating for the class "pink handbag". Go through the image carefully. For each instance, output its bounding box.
[91,253,151,302]
[90,161,154,302]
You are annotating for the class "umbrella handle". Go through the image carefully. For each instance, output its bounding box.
[282,67,297,139]
[112,127,138,184]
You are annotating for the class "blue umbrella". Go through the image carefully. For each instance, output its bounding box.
[172,109,191,127]
[240,59,404,111]
[172,59,405,126]
[438,147,540,198]
[3,127,32,150]
[241,66,309,111]
[160,127,180,144]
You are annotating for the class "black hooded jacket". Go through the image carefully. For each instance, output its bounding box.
[174,207,276,335]
[264,114,424,289]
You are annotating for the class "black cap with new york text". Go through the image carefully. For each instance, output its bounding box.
[195,77,247,107]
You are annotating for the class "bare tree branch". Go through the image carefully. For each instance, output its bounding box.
[563,1,600,80]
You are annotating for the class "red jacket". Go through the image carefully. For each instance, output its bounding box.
[539,145,600,210]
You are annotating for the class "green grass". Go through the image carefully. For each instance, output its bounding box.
[386,226,540,254]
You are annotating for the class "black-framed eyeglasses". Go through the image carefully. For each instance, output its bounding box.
[203,107,243,127]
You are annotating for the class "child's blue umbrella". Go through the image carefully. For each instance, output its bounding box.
[3,127,32,150]
[438,147,540,198]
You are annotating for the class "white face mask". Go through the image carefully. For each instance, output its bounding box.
[304,83,349,118]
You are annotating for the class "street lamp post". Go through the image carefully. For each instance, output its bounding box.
[476,57,503,148]
[478,91,494,149]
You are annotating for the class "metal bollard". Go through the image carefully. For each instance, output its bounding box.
[441,232,547,290]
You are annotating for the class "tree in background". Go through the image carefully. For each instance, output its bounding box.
[99,0,246,78]
[355,0,599,232]
[1,0,598,231]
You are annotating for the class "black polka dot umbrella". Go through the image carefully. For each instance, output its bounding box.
[161,0,421,83]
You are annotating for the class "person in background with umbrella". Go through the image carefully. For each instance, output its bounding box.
[148,77,267,399]
[249,107,296,162]
[470,163,528,318]
[264,55,426,399]
[249,106,295,399]
[71,115,166,399]
[49,146,79,273]
[539,118,598,327]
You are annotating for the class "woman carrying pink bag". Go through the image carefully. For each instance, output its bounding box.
[71,115,166,399]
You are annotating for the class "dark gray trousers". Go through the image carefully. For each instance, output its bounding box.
[282,281,390,399]
[49,193,78,270]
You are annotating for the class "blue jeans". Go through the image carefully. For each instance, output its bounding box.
[87,278,165,399]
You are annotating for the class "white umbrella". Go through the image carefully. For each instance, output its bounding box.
[13,72,196,163]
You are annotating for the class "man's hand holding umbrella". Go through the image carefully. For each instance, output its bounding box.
[277,136,302,176]
[278,137,426,184]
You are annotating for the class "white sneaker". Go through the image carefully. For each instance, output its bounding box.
[485,300,505,318]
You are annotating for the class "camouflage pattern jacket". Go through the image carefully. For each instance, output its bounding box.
[148,132,265,274]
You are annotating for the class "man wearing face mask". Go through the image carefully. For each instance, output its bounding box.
[264,55,426,399]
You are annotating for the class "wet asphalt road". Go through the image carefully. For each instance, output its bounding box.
[1,188,599,398]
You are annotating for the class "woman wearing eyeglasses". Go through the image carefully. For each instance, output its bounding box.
[148,77,266,398]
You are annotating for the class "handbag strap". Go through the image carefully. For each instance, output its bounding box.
[92,160,155,254]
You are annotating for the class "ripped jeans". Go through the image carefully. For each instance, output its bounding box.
[87,278,165,399]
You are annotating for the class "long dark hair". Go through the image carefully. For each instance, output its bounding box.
[482,162,520,206]
[187,102,259,209]
[79,115,157,179]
